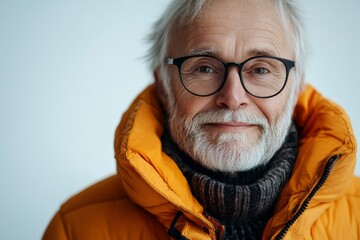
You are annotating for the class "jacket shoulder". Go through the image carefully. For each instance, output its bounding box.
[61,175,127,213]
[43,175,169,240]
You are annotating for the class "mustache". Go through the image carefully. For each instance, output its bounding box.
[191,109,268,127]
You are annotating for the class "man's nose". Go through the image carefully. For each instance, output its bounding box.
[215,67,250,109]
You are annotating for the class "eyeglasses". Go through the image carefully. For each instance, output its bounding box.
[167,55,295,98]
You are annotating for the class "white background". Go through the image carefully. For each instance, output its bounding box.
[0,1,359,239]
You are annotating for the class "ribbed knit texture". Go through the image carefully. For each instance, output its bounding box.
[161,123,298,240]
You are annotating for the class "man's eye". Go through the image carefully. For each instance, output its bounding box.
[254,67,269,74]
[196,66,214,73]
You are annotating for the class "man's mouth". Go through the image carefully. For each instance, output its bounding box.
[203,122,258,132]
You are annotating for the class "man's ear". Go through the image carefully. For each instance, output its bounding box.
[154,68,170,112]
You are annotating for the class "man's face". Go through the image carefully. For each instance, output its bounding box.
[163,0,297,172]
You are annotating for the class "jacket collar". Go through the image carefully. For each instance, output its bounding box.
[114,85,217,239]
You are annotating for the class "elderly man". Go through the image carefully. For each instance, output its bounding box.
[43,0,359,239]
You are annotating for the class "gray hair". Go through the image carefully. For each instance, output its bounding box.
[146,0,308,102]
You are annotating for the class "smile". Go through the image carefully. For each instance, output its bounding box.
[203,122,258,132]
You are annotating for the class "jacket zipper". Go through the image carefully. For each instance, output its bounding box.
[274,155,340,240]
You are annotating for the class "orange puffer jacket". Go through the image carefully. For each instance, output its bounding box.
[43,84,359,240]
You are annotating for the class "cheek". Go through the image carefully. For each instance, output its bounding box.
[169,69,214,118]
[261,73,296,124]
[257,95,288,125]
[175,93,213,119]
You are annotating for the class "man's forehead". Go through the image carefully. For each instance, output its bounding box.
[196,0,280,22]
[168,0,292,60]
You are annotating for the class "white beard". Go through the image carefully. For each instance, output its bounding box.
[168,95,296,172]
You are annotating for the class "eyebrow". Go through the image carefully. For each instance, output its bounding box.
[186,47,220,56]
[186,47,280,59]
[247,48,278,57]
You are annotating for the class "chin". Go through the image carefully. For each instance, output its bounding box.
[190,136,268,172]
[202,130,261,148]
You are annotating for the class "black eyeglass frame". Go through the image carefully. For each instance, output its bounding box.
[167,55,295,98]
